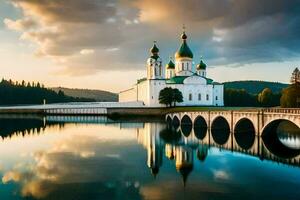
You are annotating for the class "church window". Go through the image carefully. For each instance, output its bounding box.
[155,67,158,76]
[189,94,192,101]
[206,94,209,101]
[182,63,184,70]
[198,93,201,101]
[158,66,161,76]
[216,96,218,100]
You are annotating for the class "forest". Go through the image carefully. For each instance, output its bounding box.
[0,79,94,105]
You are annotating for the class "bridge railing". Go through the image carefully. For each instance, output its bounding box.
[263,108,300,114]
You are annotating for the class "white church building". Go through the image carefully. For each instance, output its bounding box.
[119,31,224,107]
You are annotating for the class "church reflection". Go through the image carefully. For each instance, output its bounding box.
[0,114,299,187]
[136,121,300,186]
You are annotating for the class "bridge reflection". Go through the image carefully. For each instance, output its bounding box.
[0,114,299,187]
[137,121,300,185]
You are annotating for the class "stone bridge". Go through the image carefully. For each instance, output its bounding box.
[166,108,300,136]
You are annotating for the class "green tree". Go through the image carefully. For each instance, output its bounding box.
[173,88,183,106]
[258,88,273,106]
[224,88,258,107]
[280,84,300,108]
[159,87,173,107]
[159,87,183,107]
[0,78,95,105]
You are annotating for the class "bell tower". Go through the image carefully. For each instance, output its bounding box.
[147,41,164,79]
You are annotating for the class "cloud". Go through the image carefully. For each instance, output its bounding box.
[80,49,95,55]
[1,134,142,199]
[4,0,300,75]
[4,17,37,31]
[212,170,230,180]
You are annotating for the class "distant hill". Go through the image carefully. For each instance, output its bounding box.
[52,87,118,102]
[223,81,289,94]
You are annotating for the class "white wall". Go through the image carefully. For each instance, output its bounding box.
[119,78,224,107]
[119,87,137,102]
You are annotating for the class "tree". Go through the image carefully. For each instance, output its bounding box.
[173,88,183,106]
[159,87,183,107]
[258,88,273,107]
[281,84,300,108]
[224,88,259,107]
[159,87,173,107]
[0,78,95,105]
[291,67,300,84]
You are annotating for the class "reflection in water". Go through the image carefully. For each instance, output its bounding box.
[194,116,208,140]
[197,144,209,162]
[262,119,300,158]
[234,118,256,150]
[0,115,299,200]
[211,117,230,145]
[0,115,64,139]
[180,115,192,137]
[277,120,300,149]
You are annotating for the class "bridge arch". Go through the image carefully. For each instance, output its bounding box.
[180,115,193,137]
[234,118,256,150]
[262,119,300,158]
[172,115,180,129]
[166,116,172,125]
[211,116,230,145]
[193,115,208,140]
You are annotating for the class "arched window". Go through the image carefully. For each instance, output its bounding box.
[182,63,184,70]
[206,94,209,101]
[159,65,161,76]
[198,93,201,101]
[189,94,192,101]
[216,96,218,100]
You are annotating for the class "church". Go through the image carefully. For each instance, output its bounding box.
[119,30,224,107]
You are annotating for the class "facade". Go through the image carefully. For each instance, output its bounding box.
[119,31,224,107]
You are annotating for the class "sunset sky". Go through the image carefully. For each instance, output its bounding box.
[1,0,300,92]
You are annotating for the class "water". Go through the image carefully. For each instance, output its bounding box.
[0,115,299,200]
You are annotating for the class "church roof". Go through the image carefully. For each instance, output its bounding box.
[166,59,175,69]
[175,32,193,59]
[166,76,189,84]
[197,60,207,70]
[150,43,159,54]
[166,75,213,84]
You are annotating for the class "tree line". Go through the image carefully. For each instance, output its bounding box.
[160,84,299,108]
[0,79,94,105]
[224,88,281,107]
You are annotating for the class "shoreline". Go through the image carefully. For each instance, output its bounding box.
[0,106,266,117]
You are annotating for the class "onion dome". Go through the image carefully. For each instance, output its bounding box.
[166,58,175,69]
[150,42,160,60]
[150,42,159,54]
[150,166,159,178]
[196,60,207,70]
[175,32,193,59]
[177,163,193,187]
[197,146,208,162]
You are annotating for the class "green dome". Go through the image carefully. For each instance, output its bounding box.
[150,43,159,54]
[197,60,207,70]
[175,33,193,59]
[166,59,175,69]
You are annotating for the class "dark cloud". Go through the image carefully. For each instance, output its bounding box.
[4,0,300,74]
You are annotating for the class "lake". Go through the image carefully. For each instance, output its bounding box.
[0,115,299,200]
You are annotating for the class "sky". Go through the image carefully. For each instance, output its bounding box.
[0,0,300,92]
